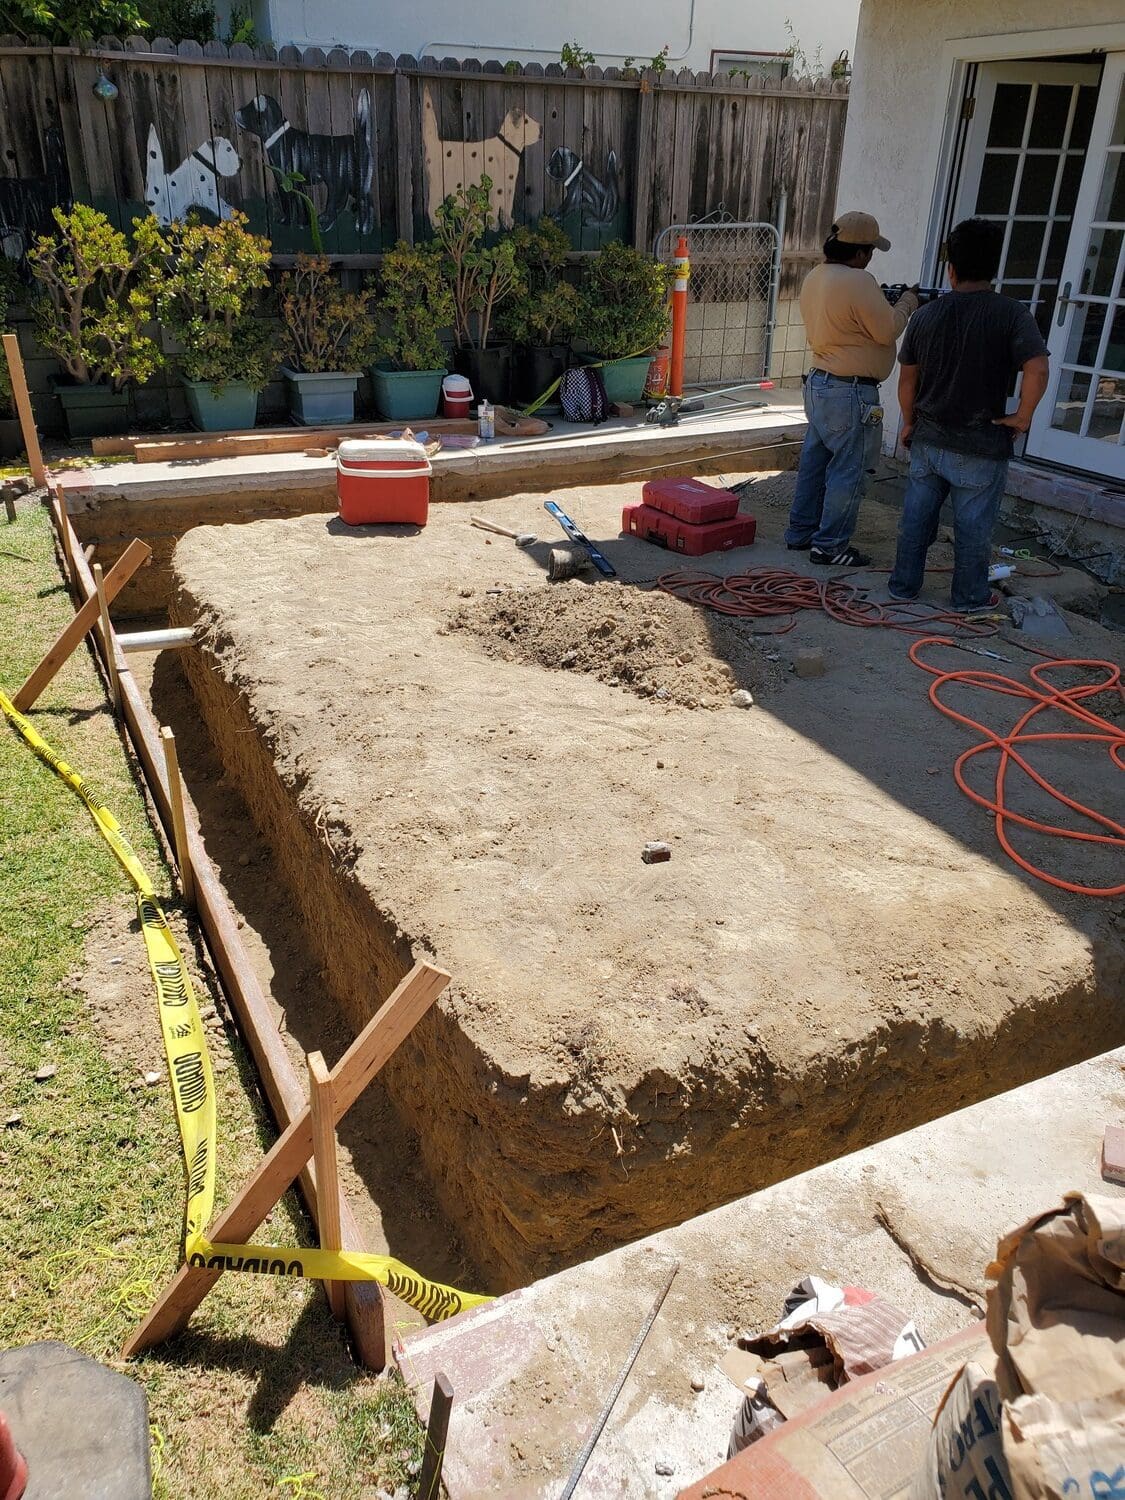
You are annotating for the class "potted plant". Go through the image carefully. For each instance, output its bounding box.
[159,211,278,432]
[581,241,673,404]
[434,177,524,404]
[27,204,164,440]
[278,254,374,424]
[500,218,582,407]
[369,240,454,421]
[0,259,23,457]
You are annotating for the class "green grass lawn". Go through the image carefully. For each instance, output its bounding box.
[0,500,423,1499]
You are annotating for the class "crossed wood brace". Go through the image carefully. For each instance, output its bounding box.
[13,523,452,1354]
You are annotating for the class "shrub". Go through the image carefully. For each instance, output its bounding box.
[4,0,144,43]
[433,178,524,350]
[28,204,164,390]
[499,219,582,347]
[278,255,375,374]
[371,241,453,372]
[158,211,279,392]
[581,241,672,360]
[138,0,215,43]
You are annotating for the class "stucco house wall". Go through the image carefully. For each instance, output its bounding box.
[834,3,1125,442]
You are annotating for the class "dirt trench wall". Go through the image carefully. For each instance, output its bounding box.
[172,573,1124,1290]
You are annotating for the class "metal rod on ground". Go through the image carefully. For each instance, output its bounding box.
[159,727,196,908]
[558,1261,679,1500]
[2,333,46,489]
[307,1050,345,1319]
[417,1373,454,1500]
[92,562,121,716]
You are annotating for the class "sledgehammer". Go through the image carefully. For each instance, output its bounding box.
[469,516,537,547]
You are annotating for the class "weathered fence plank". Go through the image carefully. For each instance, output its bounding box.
[0,44,847,272]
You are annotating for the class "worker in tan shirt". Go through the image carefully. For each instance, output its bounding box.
[785,211,919,567]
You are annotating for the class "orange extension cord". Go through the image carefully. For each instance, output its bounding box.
[657,567,1125,897]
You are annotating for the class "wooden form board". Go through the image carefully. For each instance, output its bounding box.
[53,499,389,1368]
[92,418,479,462]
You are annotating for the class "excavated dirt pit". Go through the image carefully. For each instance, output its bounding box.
[169,475,1125,1291]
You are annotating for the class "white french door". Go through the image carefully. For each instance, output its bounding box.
[1027,53,1125,477]
[953,61,1102,342]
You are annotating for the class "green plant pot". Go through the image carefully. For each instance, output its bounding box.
[281,367,362,426]
[595,355,654,406]
[50,379,130,440]
[370,365,446,422]
[182,378,259,433]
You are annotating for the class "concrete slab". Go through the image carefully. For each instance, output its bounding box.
[57,398,806,613]
[398,1047,1125,1500]
[0,1341,150,1499]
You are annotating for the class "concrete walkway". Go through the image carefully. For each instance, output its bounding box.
[398,1047,1125,1499]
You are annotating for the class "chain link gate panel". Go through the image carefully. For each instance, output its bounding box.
[653,221,781,392]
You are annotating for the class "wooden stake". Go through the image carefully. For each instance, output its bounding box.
[83,543,96,562]
[160,727,195,908]
[92,563,121,715]
[14,538,150,712]
[52,493,74,585]
[308,1050,344,1319]
[3,492,15,524]
[417,1374,454,1500]
[1,333,45,489]
[122,960,450,1357]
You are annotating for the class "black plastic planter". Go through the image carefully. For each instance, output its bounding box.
[455,344,512,406]
[512,344,568,409]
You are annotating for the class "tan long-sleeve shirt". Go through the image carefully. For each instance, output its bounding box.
[799,264,918,382]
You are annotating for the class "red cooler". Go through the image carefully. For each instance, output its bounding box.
[442,373,473,419]
[336,438,432,526]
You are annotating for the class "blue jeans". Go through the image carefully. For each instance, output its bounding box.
[889,441,1008,612]
[786,371,884,552]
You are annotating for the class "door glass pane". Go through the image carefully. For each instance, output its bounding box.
[1063,301,1107,366]
[976,155,1018,214]
[1035,287,1058,340]
[1051,369,1091,432]
[1112,82,1125,147]
[1028,85,1072,147]
[1057,154,1084,215]
[1044,219,1070,278]
[1070,86,1099,150]
[1006,220,1047,278]
[988,83,1031,146]
[1088,376,1124,442]
[1105,305,1125,375]
[1085,229,1124,296]
[1094,152,1125,223]
[1016,154,1060,214]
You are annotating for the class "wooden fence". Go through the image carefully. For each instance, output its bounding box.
[0,39,848,284]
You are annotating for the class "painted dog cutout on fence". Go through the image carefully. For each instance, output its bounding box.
[547,147,620,226]
[0,120,72,259]
[421,89,541,227]
[236,90,374,233]
[144,126,240,226]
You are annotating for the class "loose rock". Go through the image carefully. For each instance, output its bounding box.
[655,1460,675,1476]
[730,688,755,708]
[34,1064,57,1082]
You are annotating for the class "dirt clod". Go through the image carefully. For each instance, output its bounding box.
[449,582,779,708]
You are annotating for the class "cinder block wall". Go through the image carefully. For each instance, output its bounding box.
[769,297,812,388]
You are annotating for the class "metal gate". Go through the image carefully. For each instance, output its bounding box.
[653,219,781,391]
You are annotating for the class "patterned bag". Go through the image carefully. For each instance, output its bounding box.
[559,365,610,425]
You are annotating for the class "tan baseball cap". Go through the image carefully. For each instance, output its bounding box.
[832,211,891,252]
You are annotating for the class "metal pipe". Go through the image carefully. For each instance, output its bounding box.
[763,186,787,381]
[117,627,195,654]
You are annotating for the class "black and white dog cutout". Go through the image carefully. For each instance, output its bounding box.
[236,90,374,233]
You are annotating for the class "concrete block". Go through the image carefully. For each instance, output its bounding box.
[795,647,826,679]
[684,330,703,358]
[702,302,728,330]
[0,1342,151,1499]
[685,306,705,332]
[1102,1123,1125,1186]
[697,357,722,384]
[701,331,725,358]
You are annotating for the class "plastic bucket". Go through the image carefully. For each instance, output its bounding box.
[442,373,473,419]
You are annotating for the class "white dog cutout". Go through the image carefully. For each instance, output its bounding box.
[144,125,240,226]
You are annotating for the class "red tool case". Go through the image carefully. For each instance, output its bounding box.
[641,477,740,524]
[622,501,756,556]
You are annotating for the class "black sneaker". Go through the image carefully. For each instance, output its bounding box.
[810,545,871,567]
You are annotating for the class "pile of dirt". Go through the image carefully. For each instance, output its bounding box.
[447,581,782,708]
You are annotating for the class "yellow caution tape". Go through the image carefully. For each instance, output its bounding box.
[1,687,488,1321]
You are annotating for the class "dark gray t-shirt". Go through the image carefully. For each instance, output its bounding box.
[899,290,1048,460]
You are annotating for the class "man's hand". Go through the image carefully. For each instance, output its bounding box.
[900,421,914,448]
[992,410,1033,433]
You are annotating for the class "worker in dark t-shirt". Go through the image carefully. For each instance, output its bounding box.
[888,218,1050,614]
